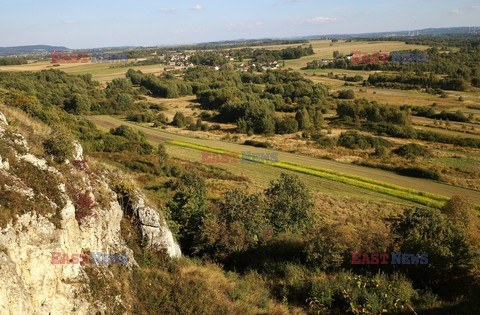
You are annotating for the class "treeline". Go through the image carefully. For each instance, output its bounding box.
[0,57,28,66]
[165,169,480,313]
[127,69,193,98]
[0,70,156,154]
[367,72,468,91]
[401,105,470,122]
[336,99,480,148]
[307,44,480,89]
[185,67,327,134]
[251,45,314,63]
[189,51,229,66]
[187,45,315,66]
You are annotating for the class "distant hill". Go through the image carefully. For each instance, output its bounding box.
[0,45,70,56]
[302,26,480,39]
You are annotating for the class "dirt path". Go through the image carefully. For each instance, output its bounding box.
[88,115,480,203]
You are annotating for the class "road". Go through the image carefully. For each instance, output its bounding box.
[88,115,480,204]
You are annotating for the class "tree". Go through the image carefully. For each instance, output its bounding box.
[275,116,299,134]
[64,93,91,114]
[172,112,187,128]
[196,189,269,259]
[158,143,168,168]
[167,173,208,253]
[392,207,477,295]
[264,173,313,233]
[295,108,311,131]
[338,89,355,99]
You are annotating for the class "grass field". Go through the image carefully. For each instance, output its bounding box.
[168,140,449,208]
[88,115,480,204]
[284,40,431,70]
[0,60,169,83]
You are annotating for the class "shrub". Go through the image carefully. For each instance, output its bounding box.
[172,112,187,128]
[275,116,299,134]
[243,140,270,148]
[393,143,431,158]
[167,173,208,253]
[337,131,391,150]
[392,207,477,296]
[264,173,313,234]
[43,130,74,163]
[72,189,96,222]
[337,89,355,99]
[395,167,441,180]
[110,125,146,142]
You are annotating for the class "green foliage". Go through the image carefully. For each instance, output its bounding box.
[167,173,208,253]
[196,189,270,260]
[307,272,420,314]
[43,130,74,163]
[172,112,187,128]
[304,224,348,270]
[338,131,391,150]
[275,116,299,134]
[338,89,356,99]
[395,167,441,180]
[264,173,313,234]
[157,143,168,168]
[64,93,91,114]
[243,140,270,148]
[295,108,311,130]
[393,143,431,158]
[337,99,411,126]
[110,125,146,142]
[392,207,477,295]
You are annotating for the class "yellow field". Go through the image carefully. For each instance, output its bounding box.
[0,60,170,83]
[284,39,431,70]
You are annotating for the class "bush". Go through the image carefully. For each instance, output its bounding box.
[243,140,270,148]
[275,116,299,134]
[337,131,391,150]
[172,112,187,128]
[337,89,355,99]
[395,167,441,180]
[43,130,74,163]
[110,125,146,142]
[393,143,431,158]
[264,173,313,234]
[392,207,477,296]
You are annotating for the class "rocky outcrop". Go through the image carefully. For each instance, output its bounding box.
[0,110,181,314]
[129,191,182,258]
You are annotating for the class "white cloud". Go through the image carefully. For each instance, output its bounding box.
[303,16,338,24]
[191,4,205,11]
[158,8,176,13]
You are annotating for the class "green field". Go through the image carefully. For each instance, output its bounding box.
[88,115,480,205]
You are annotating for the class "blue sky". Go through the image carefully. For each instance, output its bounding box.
[0,0,479,48]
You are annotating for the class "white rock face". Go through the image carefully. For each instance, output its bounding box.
[0,111,8,125]
[129,191,182,258]
[0,112,181,314]
[72,141,83,161]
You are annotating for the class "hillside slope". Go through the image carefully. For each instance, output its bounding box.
[0,108,180,314]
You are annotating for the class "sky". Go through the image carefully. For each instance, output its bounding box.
[0,0,479,49]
